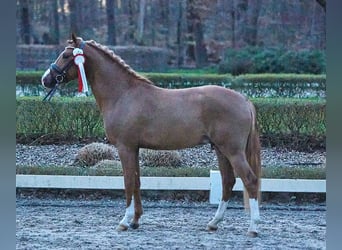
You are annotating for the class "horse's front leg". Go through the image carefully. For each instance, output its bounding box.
[116,145,143,231]
[131,163,142,229]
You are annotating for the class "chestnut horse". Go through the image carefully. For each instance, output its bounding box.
[41,34,261,237]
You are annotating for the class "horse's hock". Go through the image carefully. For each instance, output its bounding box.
[16,45,170,72]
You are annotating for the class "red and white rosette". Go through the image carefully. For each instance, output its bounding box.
[73,48,89,94]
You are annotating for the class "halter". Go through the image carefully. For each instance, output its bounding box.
[43,41,86,101]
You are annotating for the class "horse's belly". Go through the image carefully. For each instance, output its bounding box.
[139,126,208,150]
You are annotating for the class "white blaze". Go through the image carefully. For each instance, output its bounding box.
[41,69,51,87]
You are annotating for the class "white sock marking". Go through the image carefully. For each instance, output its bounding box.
[249,198,260,221]
[248,198,260,233]
[119,198,135,227]
[208,200,228,227]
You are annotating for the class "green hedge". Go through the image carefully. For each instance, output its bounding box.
[16,97,104,142]
[253,98,325,150]
[16,97,325,150]
[17,71,235,85]
[16,71,325,98]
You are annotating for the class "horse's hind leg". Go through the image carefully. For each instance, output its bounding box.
[207,147,236,231]
[227,150,260,237]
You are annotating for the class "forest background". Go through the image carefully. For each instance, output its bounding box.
[16,0,326,73]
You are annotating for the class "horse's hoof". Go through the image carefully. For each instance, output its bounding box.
[116,224,129,231]
[247,231,258,238]
[206,224,218,231]
[130,222,139,229]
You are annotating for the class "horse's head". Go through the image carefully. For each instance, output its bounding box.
[41,33,85,89]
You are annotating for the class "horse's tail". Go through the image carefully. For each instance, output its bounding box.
[243,100,262,210]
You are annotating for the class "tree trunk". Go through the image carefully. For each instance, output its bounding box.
[229,0,236,48]
[127,0,135,43]
[186,0,208,68]
[176,0,185,67]
[245,0,261,46]
[106,0,117,45]
[235,0,248,47]
[20,0,31,44]
[137,0,146,44]
[193,20,208,67]
[51,0,59,44]
[69,0,80,35]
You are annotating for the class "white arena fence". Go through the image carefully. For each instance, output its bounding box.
[16,170,325,205]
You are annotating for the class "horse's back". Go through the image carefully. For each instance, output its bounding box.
[150,84,252,131]
[193,85,251,121]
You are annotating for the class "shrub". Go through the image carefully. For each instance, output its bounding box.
[218,47,326,75]
[218,47,256,75]
[254,98,326,151]
[73,143,115,167]
[252,47,285,73]
[16,96,104,142]
[91,160,123,176]
[140,149,182,168]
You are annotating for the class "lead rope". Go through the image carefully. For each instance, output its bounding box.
[42,80,61,101]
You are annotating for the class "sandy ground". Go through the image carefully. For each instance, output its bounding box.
[16,198,326,250]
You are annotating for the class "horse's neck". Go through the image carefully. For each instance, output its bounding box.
[85,48,134,111]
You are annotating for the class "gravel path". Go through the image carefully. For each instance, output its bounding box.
[16,144,326,249]
[16,198,326,250]
[16,143,326,168]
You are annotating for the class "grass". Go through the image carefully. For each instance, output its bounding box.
[16,164,326,179]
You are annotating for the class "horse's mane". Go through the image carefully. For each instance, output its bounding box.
[86,40,153,84]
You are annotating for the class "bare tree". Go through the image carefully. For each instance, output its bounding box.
[229,0,236,48]
[127,0,136,43]
[19,0,31,44]
[136,0,146,45]
[245,0,262,46]
[51,0,60,44]
[68,0,80,35]
[16,1,326,65]
[176,0,186,67]
[234,0,248,47]
[186,0,208,67]
[106,0,117,45]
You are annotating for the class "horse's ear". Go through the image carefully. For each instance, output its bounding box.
[71,33,78,44]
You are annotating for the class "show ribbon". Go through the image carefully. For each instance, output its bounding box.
[73,48,89,95]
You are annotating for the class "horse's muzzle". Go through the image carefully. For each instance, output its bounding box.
[41,69,55,89]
